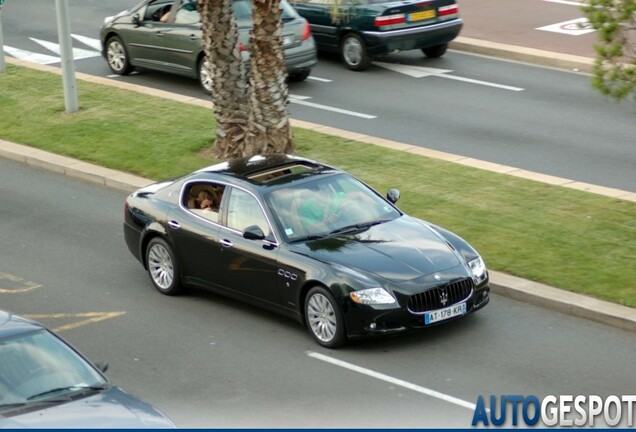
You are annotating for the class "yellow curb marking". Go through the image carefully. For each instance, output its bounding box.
[0,272,42,294]
[24,312,126,333]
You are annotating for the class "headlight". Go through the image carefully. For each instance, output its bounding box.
[350,288,396,305]
[468,256,487,283]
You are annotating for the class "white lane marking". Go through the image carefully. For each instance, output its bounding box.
[289,96,376,119]
[289,94,312,100]
[542,0,583,5]
[536,18,595,35]
[433,74,525,91]
[71,34,103,52]
[308,75,332,82]
[374,62,454,78]
[106,71,140,78]
[3,46,60,64]
[30,37,101,60]
[374,62,524,91]
[307,351,479,411]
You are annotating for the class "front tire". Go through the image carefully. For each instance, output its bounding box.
[340,33,371,71]
[146,237,183,296]
[305,287,346,348]
[422,43,448,58]
[105,36,134,75]
[288,70,310,82]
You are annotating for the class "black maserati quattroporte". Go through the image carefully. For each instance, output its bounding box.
[123,154,490,347]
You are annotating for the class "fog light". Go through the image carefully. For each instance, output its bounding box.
[369,323,377,330]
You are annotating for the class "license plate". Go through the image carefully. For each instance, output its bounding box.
[408,10,436,22]
[425,302,466,325]
[283,35,294,47]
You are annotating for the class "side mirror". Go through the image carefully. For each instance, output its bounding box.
[95,361,109,373]
[243,225,266,240]
[386,188,400,204]
[132,13,141,26]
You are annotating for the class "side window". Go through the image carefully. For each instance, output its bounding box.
[226,188,272,238]
[183,181,226,223]
[145,0,174,22]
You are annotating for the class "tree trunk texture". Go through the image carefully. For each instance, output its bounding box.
[245,0,294,155]
[198,0,250,159]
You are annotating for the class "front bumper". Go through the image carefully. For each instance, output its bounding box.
[342,283,489,340]
[361,18,463,56]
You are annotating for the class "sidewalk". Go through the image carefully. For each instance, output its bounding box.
[2,38,636,334]
[452,0,597,73]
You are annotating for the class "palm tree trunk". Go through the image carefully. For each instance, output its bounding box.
[198,0,250,159]
[246,0,294,154]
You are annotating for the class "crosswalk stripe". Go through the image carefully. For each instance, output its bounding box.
[71,34,103,52]
[3,46,60,64]
[30,37,101,60]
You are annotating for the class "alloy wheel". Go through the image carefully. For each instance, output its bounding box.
[307,292,338,343]
[199,59,213,94]
[148,243,174,291]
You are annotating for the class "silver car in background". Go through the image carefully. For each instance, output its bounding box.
[100,0,318,93]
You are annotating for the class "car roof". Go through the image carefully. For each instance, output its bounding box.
[193,153,340,187]
[0,309,44,339]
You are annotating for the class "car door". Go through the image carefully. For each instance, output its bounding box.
[166,181,223,288]
[153,0,203,75]
[217,187,282,306]
[289,0,342,50]
[126,0,183,71]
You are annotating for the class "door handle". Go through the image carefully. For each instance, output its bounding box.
[168,220,181,229]
[189,35,198,40]
[220,239,233,248]
[156,31,165,37]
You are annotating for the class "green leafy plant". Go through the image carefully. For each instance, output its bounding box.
[581,0,636,102]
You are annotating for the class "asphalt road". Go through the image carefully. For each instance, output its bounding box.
[2,157,636,428]
[1,0,636,193]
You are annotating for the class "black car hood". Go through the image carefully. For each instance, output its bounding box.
[295,216,462,282]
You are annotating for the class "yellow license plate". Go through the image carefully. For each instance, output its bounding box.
[409,10,436,21]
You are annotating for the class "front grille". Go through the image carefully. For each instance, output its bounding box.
[407,278,474,313]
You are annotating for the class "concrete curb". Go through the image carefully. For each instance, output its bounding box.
[490,271,636,333]
[2,46,636,334]
[450,36,595,73]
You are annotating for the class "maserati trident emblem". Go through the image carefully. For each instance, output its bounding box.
[439,288,448,307]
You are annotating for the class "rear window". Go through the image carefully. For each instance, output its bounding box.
[233,0,298,25]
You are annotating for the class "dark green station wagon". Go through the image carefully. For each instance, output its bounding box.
[289,0,462,70]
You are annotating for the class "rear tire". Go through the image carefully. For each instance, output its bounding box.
[340,33,371,71]
[105,36,134,75]
[198,57,213,94]
[422,43,448,58]
[146,237,183,296]
[288,69,310,82]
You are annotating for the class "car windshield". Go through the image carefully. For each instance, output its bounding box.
[267,173,401,241]
[0,330,106,409]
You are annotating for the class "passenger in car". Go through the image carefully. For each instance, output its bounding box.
[189,190,219,211]
[160,9,171,22]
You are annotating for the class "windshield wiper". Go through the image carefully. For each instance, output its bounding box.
[289,234,330,243]
[27,384,108,401]
[329,219,392,236]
